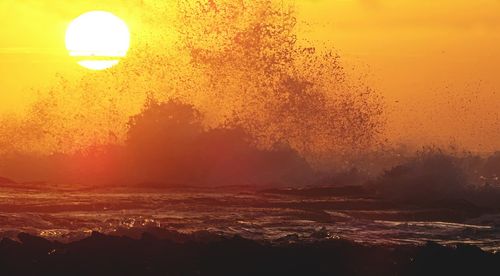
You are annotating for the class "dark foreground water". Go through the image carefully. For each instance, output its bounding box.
[1,185,499,253]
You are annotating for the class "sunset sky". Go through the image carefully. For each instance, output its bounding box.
[1,0,499,150]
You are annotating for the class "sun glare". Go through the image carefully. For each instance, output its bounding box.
[65,11,130,70]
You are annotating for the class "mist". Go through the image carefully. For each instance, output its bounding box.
[0,0,498,190]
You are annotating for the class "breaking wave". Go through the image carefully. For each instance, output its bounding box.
[0,0,385,164]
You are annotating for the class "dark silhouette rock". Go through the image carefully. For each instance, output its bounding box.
[0,232,498,275]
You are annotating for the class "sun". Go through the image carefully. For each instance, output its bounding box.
[65,11,130,70]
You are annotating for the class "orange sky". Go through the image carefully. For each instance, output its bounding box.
[1,0,499,151]
[297,0,500,150]
[0,0,143,113]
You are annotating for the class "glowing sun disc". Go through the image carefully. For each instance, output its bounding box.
[65,11,130,70]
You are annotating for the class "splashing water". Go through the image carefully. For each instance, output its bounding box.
[0,0,385,167]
